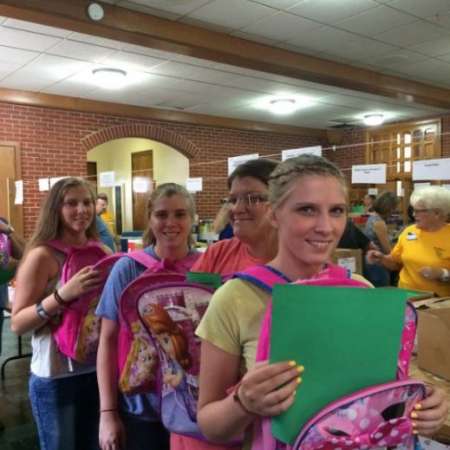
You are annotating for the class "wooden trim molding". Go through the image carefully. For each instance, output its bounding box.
[0,87,325,137]
[2,0,450,110]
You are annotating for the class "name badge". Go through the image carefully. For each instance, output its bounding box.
[407,232,417,240]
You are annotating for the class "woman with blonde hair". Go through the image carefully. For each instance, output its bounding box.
[96,182,200,450]
[368,185,450,296]
[197,155,448,448]
[12,177,106,450]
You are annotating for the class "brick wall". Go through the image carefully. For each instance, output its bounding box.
[0,102,325,236]
[0,101,448,237]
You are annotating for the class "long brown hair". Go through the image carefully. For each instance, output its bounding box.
[27,177,98,252]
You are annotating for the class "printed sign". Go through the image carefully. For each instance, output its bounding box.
[186,177,203,193]
[351,164,386,184]
[14,180,23,205]
[413,158,450,181]
[38,178,50,192]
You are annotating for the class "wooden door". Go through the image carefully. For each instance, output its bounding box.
[0,142,23,236]
[132,150,153,231]
[87,161,98,193]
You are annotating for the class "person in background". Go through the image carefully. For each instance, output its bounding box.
[96,194,115,252]
[212,203,233,241]
[196,155,448,448]
[0,219,25,432]
[170,158,279,450]
[363,192,398,286]
[363,193,376,214]
[97,193,116,234]
[367,186,450,296]
[96,183,200,450]
[11,177,106,450]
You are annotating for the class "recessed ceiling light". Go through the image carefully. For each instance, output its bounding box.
[363,113,384,126]
[92,68,127,89]
[269,98,297,115]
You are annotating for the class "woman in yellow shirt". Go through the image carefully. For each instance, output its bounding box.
[367,186,450,296]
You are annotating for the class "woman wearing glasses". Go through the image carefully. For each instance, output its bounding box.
[170,158,278,450]
[367,185,450,296]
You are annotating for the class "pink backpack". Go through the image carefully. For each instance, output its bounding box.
[0,232,11,269]
[118,258,217,439]
[47,240,124,364]
[234,264,424,450]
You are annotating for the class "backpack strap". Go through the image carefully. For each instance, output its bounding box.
[125,250,159,269]
[46,239,105,255]
[234,265,290,293]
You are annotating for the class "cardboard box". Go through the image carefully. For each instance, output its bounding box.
[417,301,450,380]
[331,248,362,275]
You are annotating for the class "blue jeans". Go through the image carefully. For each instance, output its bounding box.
[364,263,390,287]
[122,414,169,450]
[29,372,100,450]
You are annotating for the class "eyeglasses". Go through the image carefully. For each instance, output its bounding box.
[223,193,269,207]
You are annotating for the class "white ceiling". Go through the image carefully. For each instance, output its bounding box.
[1,0,450,129]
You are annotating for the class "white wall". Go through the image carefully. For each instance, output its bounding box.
[87,138,189,230]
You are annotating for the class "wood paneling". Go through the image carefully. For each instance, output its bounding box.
[2,0,450,110]
[132,150,153,231]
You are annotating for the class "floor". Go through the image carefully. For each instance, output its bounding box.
[0,315,39,450]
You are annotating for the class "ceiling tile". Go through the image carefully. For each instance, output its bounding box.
[186,0,275,30]
[66,32,124,50]
[409,36,450,57]
[3,18,73,37]
[248,0,304,9]
[287,0,380,25]
[388,0,450,18]
[367,48,428,68]
[426,11,450,30]
[375,20,448,47]
[98,50,165,72]
[231,31,277,45]
[0,45,39,66]
[327,37,396,61]
[115,1,180,19]
[0,27,61,52]
[239,11,321,42]
[391,57,450,81]
[0,71,56,91]
[336,5,417,36]
[49,40,117,63]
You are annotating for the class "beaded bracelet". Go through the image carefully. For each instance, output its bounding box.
[100,408,118,413]
[53,289,67,307]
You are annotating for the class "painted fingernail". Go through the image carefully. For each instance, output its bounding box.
[288,360,296,367]
[297,377,302,384]
[297,365,305,373]
[414,404,422,410]
[411,412,418,419]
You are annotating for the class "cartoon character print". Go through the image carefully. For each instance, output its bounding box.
[119,320,157,394]
[76,297,101,363]
[142,303,197,420]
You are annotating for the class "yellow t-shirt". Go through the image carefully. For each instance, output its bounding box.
[100,211,115,235]
[390,224,450,297]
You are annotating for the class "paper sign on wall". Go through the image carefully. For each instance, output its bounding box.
[99,171,115,187]
[281,145,322,161]
[413,158,450,181]
[351,164,386,184]
[14,180,23,205]
[132,177,151,193]
[227,153,259,175]
[186,177,203,193]
[368,188,378,196]
[38,178,50,192]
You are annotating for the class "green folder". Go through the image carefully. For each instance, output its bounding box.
[270,285,409,444]
[186,271,222,290]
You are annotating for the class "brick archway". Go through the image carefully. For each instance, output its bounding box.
[81,124,200,158]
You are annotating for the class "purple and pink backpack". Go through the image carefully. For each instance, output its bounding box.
[117,250,215,437]
[47,240,123,365]
[234,264,424,450]
[0,231,11,269]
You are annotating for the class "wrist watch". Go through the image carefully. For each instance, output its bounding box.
[441,268,450,282]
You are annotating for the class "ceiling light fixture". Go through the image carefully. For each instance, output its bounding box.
[92,68,127,89]
[269,98,297,115]
[363,113,384,126]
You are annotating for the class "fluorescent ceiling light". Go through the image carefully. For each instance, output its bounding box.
[269,98,298,115]
[363,113,384,126]
[92,68,127,89]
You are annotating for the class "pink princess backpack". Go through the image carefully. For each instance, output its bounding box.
[234,264,424,450]
[47,240,124,364]
[117,254,217,439]
[0,231,11,269]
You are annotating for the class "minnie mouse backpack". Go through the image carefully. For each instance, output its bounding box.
[117,261,215,439]
[234,264,424,450]
[47,240,124,364]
